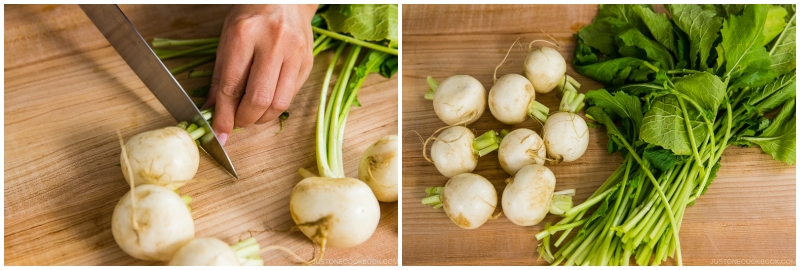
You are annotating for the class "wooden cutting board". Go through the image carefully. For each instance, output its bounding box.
[4,4,398,266]
[401,4,795,266]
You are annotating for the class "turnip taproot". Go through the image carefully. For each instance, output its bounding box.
[425,126,501,177]
[425,75,486,125]
[358,135,399,202]
[502,164,574,226]
[422,173,498,229]
[498,128,547,175]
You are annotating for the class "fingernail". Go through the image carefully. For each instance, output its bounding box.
[218,133,229,146]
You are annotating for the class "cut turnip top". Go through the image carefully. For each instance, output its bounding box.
[422,173,498,229]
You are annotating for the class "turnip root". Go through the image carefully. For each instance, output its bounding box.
[111,184,195,261]
[502,164,574,226]
[498,128,546,175]
[542,85,589,164]
[524,46,566,94]
[426,126,500,178]
[358,135,399,202]
[422,173,497,229]
[425,75,486,125]
[169,237,264,266]
[289,177,380,257]
[120,127,199,189]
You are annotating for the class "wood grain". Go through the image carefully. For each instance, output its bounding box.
[401,4,795,266]
[4,4,398,266]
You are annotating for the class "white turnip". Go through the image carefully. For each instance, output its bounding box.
[425,75,486,125]
[488,39,549,124]
[498,128,546,175]
[502,164,573,226]
[289,177,380,256]
[120,127,199,189]
[358,134,399,202]
[426,126,500,178]
[542,88,589,164]
[111,184,195,261]
[422,173,498,229]
[523,46,566,94]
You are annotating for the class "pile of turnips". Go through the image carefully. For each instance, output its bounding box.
[113,126,265,265]
[421,39,590,230]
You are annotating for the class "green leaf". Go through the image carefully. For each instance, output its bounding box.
[574,57,651,85]
[710,4,744,18]
[322,4,398,47]
[753,73,797,115]
[744,99,796,165]
[633,5,677,53]
[578,17,629,57]
[667,4,723,70]
[718,4,772,80]
[597,4,651,33]
[643,147,679,171]
[730,69,779,90]
[769,12,796,75]
[616,29,675,69]
[763,6,789,46]
[671,72,727,113]
[746,72,796,108]
[574,36,599,65]
[640,96,708,155]
[380,55,398,78]
[586,89,644,135]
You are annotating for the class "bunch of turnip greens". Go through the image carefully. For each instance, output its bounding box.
[536,4,796,266]
[148,4,398,147]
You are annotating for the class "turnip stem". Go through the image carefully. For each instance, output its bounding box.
[528,100,550,122]
[422,186,444,208]
[472,130,500,157]
[154,48,216,59]
[169,55,216,75]
[315,43,346,178]
[152,37,219,47]
[313,37,333,57]
[426,76,438,91]
[188,126,207,140]
[326,45,361,177]
[312,26,398,55]
[188,69,213,78]
[423,90,434,100]
[158,43,218,60]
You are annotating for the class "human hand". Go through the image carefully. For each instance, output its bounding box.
[204,4,317,145]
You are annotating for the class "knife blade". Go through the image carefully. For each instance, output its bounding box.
[80,4,237,179]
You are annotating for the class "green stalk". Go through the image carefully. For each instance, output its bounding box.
[158,43,218,60]
[312,26,398,55]
[188,69,214,78]
[313,36,334,56]
[169,55,215,75]
[152,37,219,47]
[422,186,444,209]
[528,100,550,122]
[472,130,501,157]
[154,48,217,58]
[326,45,361,177]
[315,43,347,178]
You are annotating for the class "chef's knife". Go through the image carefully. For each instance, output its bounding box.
[80,4,237,178]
